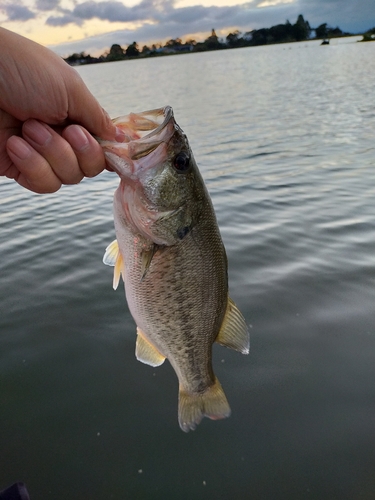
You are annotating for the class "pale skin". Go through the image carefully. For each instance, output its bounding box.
[0,28,123,194]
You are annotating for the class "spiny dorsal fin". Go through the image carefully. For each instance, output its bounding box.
[140,244,158,281]
[103,239,124,290]
[135,328,166,367]
[215,297,249,354]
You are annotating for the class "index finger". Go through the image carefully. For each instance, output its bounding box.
[65,71,118,141]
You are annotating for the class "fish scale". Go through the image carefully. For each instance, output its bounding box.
[124,209,227,392]
[100,106,249,432]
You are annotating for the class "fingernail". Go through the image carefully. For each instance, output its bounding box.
[23,120,52,146]
[67,126,90,151]
[7,137,32,160]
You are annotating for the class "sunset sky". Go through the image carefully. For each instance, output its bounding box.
[1,0,373,56]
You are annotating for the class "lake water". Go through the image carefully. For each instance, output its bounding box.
[1,38,375,499]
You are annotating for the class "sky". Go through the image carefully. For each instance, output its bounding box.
[0,0,374,56]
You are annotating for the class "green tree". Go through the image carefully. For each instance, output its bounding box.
[251,28,270,45]
[107,44,125,61]
[327,26,343,37]
[126,42,139,57]
[112,44,123,54]
[185,39,197,46]
[204,29,224,50]
[293,14,311,41]
[269,23,294,43]
[64,52,86,64]
[315,23,328,38]
[165,38,182,48]
[226,30,243,48]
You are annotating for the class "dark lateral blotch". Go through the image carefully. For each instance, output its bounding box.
[177,226,190,240]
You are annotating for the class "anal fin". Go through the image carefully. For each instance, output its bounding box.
[135,328,165,367]
[216,297,249,354]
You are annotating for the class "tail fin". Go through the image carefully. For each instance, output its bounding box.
[178,378,231,432]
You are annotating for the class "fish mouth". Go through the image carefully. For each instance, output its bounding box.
[113,106,174,142]
[99,106,176,178]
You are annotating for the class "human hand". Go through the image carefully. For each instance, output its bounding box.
[0,28,121,193]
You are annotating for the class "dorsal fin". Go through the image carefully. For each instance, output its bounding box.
[215,297,249,354]
[135,328,166,367]
[103,239,125,290]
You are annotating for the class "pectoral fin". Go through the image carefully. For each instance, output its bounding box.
[136,328,166,367]
[103,239,124,290]
[216,298,249,354]
[140,244,158,281]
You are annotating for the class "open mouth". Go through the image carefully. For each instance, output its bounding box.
[98,106,175,177]
[113,106,174,142]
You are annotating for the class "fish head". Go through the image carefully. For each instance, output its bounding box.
[99,106,206,245]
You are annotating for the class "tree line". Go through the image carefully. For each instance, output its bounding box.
[64,15,354,65]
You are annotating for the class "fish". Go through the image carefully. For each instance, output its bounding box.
[99,106,249,432]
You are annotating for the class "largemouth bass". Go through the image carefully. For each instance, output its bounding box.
[100,106,249,432]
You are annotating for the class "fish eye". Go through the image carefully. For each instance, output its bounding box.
[173,152,190,173]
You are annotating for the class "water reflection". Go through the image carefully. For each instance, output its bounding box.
[1,38,375,498]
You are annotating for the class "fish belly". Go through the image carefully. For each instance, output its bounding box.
[117,212,227,388]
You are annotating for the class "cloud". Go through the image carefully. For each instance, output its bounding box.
[73,1,137,22]
[301,0,375,35]
[2,0,373,56]
[45,0,373,57]
[35,0,61,11]
[1,3,35,20]
[46,3,299,55]
[46,0,293,33]
[46,2,133,25]
[168,5,220,23]
[257,0,294,7]
[46,0,177,26]
[47,11,84,26]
